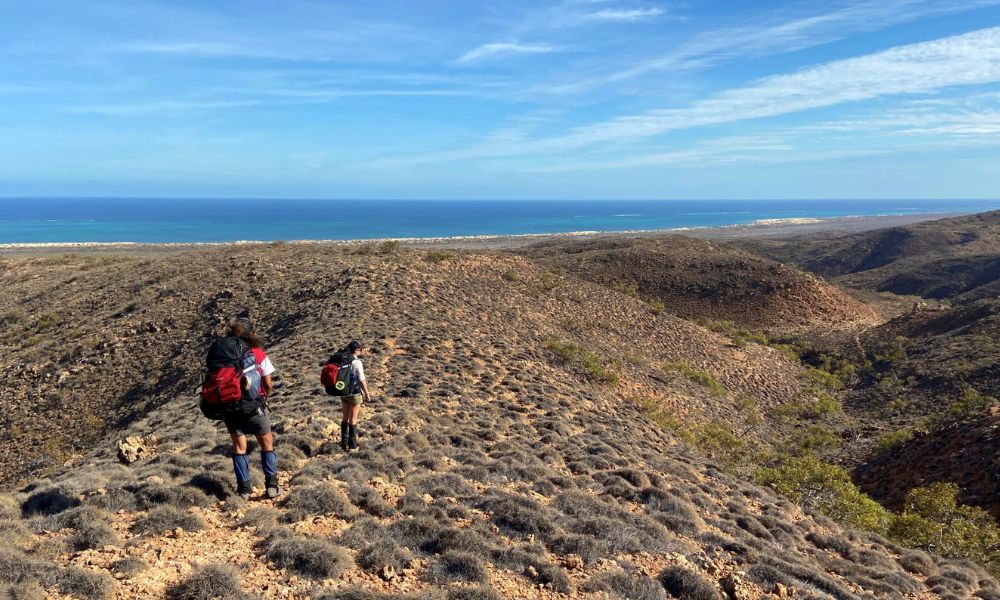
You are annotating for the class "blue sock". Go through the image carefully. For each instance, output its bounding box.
[261,450,277,479]
[232,453,250,484]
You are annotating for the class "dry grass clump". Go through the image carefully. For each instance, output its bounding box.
[282,483,357,522]
[129,483,213,509]
[265,534,353,579]
[582,569,668,600]
[85,488,138,512]
[70,522,121,551]
[356,538,414,573]
[239,507,281,529]
[659,566,722,600]
[427,551,489,584]
[110,558,146,578]
[166,564,253,600]
[131,506,205,534]
[0,580,45,600]
[347,484,397,518]
[445,587,503,600]
[20,489,79,517]
[898,550,939,576]
[476,492,555,538]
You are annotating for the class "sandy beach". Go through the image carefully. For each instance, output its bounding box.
[0,212,968,256]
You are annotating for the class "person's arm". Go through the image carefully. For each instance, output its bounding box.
[359,378,370,402]
[354,359,370,402]
[261,374,273,398]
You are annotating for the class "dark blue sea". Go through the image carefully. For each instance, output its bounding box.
[0,198,997,244]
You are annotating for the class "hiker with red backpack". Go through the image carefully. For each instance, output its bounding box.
[320,340,371,451]
[199,316,280,500]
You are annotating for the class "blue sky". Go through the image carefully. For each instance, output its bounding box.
[2,0,1000,199]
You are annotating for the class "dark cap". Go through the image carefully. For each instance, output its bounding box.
[235,316,254,333]
[347,340,362,352]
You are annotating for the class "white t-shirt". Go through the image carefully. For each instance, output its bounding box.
[350,358,365,384]
[260,356,276,377]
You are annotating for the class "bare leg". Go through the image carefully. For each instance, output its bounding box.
[348,403,361,425]
[231,433,248,454]
[255,432,274,452]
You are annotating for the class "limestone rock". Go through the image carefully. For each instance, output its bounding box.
[116,434,157,465]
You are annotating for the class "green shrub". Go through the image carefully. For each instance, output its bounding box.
[754,453,892,533]
[662,362,725,396]
[378,240,401,254]
[501,269,520,282]
[425,250,453,263]
[609,279,639,297]
[544,338,619,385]
[537,270,563,291]
[889,482,1000,576]
[35,313,59,332]
[876,428,914,452]
[646,299,665,315]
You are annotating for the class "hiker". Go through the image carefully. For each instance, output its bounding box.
[200,316,280,500]
[320,340,371,451]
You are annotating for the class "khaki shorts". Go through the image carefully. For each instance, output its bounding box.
[340,393,364,406]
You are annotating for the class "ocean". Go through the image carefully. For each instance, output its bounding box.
[0,198,997,244]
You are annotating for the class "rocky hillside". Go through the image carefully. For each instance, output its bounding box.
[519,235,878,333]
[737,211,1000,303]
[1,244,990,599]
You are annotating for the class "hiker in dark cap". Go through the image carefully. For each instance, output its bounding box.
[320,340,371,451]
[202,314,280,499]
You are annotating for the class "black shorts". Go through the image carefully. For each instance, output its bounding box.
[224,406,271,436]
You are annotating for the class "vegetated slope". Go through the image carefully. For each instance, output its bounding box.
[737,210,1000,303]
[0,246,807,486]
[0,244,984,599]
[854,410,1000,518]
[519,234,878,333]
[843,300,1000,516]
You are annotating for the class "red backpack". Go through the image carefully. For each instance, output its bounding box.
[200,337,262,419]
[321,352,356,396]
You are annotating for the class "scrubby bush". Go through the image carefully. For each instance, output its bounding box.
[658,566,721,600]
[662,362,725,396]
[898,550,938,576]
[889,482,1000,575]
[21,489,79,517]
[282,483,357,522]
[356,539,413,572]
[85,488,138,512]
[166,564,249,600]
[543,338,620,385]
[0,580,44,600]
[583,569,667,600]
[266,535,353,579]
[425,251,453,263]
[239,507,280,529]
[754,453,891,533]
[347,485,396,518]
[446,587,503,600]
[429,551,488,584]
[54,567,114,600]
[876,428,915,452]
[131,506,204,534]
[70,522,120,551]
[110,558,146,578]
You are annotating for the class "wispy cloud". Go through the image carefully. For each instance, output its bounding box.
[354,27,1000,170]
[582,7,666,21]
[457,42,558,63]
[536,26,1000,148]
[538,0,1000,94]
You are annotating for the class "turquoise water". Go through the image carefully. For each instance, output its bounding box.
[0,198,997,244]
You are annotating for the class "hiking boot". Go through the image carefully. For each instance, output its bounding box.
[236,481,252,501]
[265,476,281,499]
[340,422,349,452]
[348,424,358,451]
